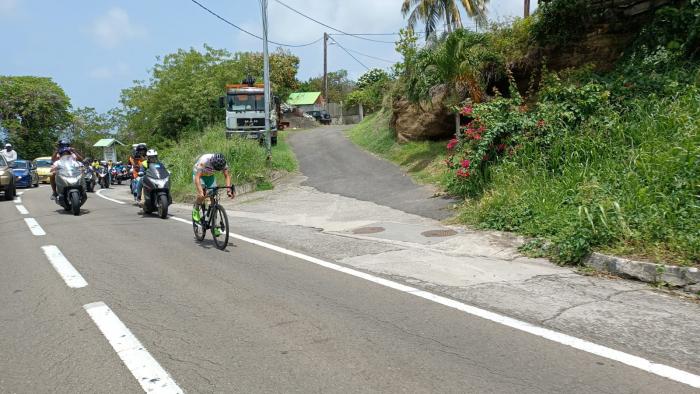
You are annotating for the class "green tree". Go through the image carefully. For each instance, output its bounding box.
[298,70,355,103]
[347,69,392,113]
[117,45,300,144]
[401,0,488,38]
[0,76,72,159]
[66,107,114,160]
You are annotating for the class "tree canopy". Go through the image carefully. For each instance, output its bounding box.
[0,76,73,159]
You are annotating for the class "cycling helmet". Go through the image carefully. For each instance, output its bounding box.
[211,153,226,171]
[146,149,158,162]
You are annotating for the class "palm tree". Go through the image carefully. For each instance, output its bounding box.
[401,0,488,38]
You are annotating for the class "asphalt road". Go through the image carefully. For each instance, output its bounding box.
[288,126,455,220]
[0,185,697,393]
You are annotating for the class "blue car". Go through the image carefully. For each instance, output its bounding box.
[12,160,39,188]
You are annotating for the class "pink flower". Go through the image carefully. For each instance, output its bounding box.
[460,106,473,116]
[446,139,458,150]
[461,159,470,168]
[472,133,481,141]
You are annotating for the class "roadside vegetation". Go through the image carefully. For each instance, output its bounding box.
[350,1,700,266]
[161,126,297,201]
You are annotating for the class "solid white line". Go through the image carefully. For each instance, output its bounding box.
[15,204,29,215]
[83,302,183,394]
[41,245,88,288]
[24,218,46,236]
[13,196,21,203]
[167,212,700,388]
[95,189,126,205]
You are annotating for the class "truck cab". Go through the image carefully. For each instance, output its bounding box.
[220,81,279,145]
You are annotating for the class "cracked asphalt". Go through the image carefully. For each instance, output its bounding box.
[1,140,698,392]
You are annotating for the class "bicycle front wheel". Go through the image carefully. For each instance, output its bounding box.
[211,205,230,250]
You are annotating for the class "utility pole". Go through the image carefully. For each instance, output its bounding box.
[323,32,328,104]
[524,0,531,17]
[260,0,272,160]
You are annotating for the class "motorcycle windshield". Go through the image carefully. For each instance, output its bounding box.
[56,158,82,177]
[146,164,169,180]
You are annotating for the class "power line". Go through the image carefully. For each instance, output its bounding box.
[189,0,323,48]
[334,40,396,64]
[273,0,396,44]
[328,36,369,70]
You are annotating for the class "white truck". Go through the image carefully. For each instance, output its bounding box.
[219,79,286,145]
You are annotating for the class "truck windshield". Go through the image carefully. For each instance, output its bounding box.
[227,93,265,112]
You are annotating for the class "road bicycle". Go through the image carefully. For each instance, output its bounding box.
[192,186,234,250]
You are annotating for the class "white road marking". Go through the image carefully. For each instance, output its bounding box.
[17,191,24,196]
[24,218,46,236]
[95,189,126,205]
[15,204,29,215]
[83,302,183,394]
[40,245,88,288]
[110,198,700,389]
[13,196,21,203]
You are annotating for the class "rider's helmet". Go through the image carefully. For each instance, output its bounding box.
[57,139,70,149]
[211,153,226,171]
[100,160,107,166]
[146,149,158,163]
[135,143,147,157]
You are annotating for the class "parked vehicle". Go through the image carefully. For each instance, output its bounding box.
[84,166,96,193]
[33,157,53,184]
[218,77,285,145]
[53,157,87,216]
[305,110,332,125]
[96,166,110,189]
[139,162,171,219]
[12,160,39,188]
[0,155,17,200]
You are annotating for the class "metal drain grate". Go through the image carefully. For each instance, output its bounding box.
[421,229,458,238]
[352,227,385,235]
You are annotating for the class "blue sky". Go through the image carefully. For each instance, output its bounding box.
[1,0,536,113]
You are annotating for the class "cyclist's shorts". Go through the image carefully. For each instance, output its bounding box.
[192,171,217,189]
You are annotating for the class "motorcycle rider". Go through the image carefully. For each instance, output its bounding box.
[192,153,234,224]
[50,140,83,200]
[129,143,147,202]
[51,146,83,196]
[136,149,159,204]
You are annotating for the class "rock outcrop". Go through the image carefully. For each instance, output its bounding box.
[390,85,455,142]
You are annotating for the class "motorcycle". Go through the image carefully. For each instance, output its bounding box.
[110,167,119,185]
[54,158,87,216]
[84,167,96,193]
[140,162,171,219]
[96,166,110,189]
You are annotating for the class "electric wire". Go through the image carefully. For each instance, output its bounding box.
[273,0,397,44]
[328,36,369,70]
[189,0,323,48]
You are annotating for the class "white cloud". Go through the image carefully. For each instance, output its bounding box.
[0,0,18,15]
[89,62,129,80]
[90,7,146,48]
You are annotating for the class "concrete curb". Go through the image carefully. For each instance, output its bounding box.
[179,170,289,204]
[584,252,700,293]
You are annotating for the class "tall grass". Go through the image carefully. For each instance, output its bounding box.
[460,89,700,265]
[160,126,297,201]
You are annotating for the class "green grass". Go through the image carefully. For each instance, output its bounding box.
[160,126,297,201]
[348,112,450,187]
[457,90,700,266]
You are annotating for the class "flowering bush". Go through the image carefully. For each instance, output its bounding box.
[445,75,611,197]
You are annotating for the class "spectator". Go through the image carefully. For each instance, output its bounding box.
[1,143,17,164]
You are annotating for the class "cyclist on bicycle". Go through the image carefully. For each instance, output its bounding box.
[192,153,234,223]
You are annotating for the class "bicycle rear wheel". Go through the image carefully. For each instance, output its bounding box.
[211,205,230,250]
[193,203,206,242]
